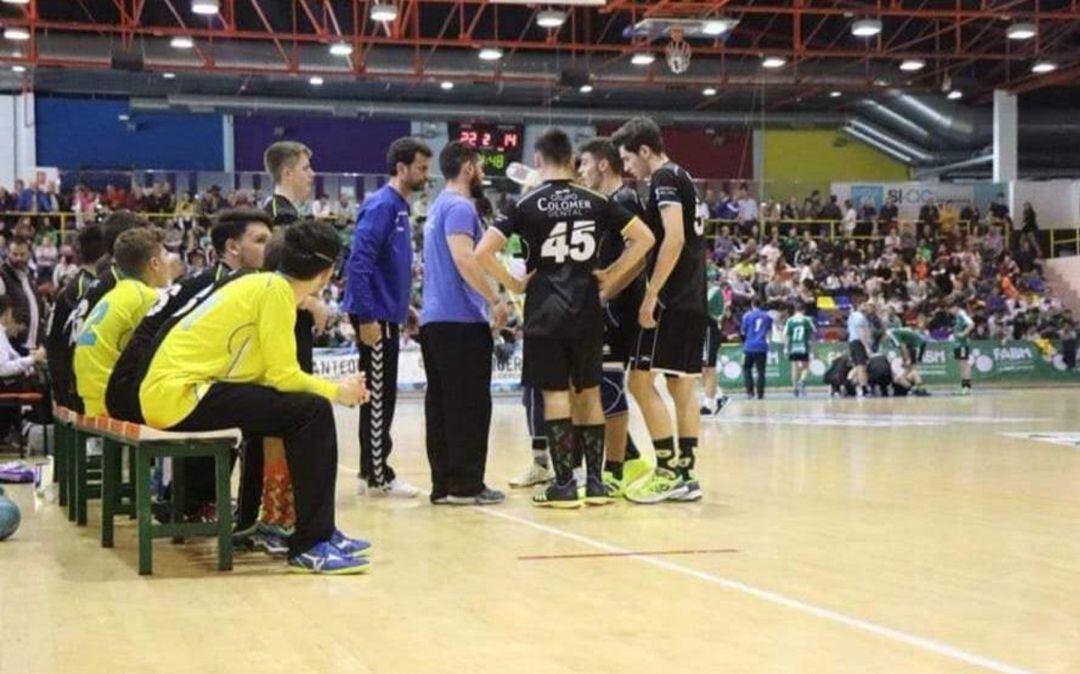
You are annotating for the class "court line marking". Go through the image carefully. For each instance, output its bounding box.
[476,507,1037,674]
[519,548,738,561]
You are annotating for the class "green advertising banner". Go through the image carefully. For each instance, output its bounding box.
[716,340,1079,388]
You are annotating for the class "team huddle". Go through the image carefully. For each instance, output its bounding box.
[43,113,979,576]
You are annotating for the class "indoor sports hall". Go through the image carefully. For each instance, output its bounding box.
[0,2,1077,674]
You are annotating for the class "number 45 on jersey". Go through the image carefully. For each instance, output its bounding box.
[541,220,597,263]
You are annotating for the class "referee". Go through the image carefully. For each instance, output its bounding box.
[344,137,432,497]
[420,141,506,505]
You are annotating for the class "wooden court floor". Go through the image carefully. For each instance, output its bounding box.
[1,388,1078,674]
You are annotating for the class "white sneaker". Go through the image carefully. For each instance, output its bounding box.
[508,462,555,488]
[367,478,420,498]
[573,466,586,488]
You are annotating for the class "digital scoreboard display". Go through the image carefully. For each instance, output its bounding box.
[447,122,525,176]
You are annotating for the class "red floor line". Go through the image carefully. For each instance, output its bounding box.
[518,548,739,561]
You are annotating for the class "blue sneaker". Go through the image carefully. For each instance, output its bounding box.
[288,541,371,575]
[330,529,372,557]
[252,522,291,557]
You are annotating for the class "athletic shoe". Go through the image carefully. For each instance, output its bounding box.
[601,472,625,499]
[959,387,972,397]
[231,523,258,551]
[508,462,555,488]
[792,387,800,398]
[621,458,653,489]
[584,476,614,506]
[367,478,420,498]
[715,395,731,413]
[252,522,291,556]
[625,470,689,504]
[288,541,370,575]
[913,389,931,397]
[446,488,506,506]
[532,480,582,509]
[430,493,450,505]
[672,476,703,502]
[699,404,714,415]
[330,530,372,558]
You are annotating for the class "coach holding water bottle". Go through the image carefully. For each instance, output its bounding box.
[345,137,432,498]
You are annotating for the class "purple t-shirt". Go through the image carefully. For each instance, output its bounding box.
[420,190,488,325]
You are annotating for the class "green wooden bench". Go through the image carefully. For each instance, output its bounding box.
[72,414,239,576]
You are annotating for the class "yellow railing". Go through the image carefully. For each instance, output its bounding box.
[1049,228,1080,258]
[702,218,984,243]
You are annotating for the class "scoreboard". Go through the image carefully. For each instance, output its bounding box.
[447,122,525,176]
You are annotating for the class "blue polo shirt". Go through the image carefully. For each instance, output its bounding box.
[343,184,413,324]
[420,190,488,325]
[741,308,772,354]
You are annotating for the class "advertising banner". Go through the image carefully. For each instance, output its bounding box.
[315,339,1077,393]
[831,181,975,220]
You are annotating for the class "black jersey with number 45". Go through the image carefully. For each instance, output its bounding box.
[495,179,636,338]
[645,162,707,316]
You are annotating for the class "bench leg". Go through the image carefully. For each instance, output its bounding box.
[135,448,153,576]
[170,456,186,544]
[68,428,80,522]
[215,447,233,571]
[75,431,89,526]
[101,438,121,548]
[56,424,68,508]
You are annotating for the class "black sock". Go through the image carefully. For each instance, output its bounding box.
[624,434,641,461]
[604,460,624,480]
[653,436,676,474]
[678,437,697,479]
[572,430,584,471]
[579,424,605,481]
[544,419,575,484]
[531,437,549,468]
[961,379,971,389]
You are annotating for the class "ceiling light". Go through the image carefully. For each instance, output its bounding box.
[702,87,717,96]
[631,52,655,66]
[191,0,219,15]
[762,56,786,69]
[170,36,194,49]
[947,90,963,100]
[1031,61,1057,74]
[702,19,735,36]
[829,90,842,98]
[851,18,882,37]
[162,72,176,79]
[579,84,593,93]
[1,1,31,5]
[478,47,503,61]
[329,42,353,56]
[440,80,454,90]
[3,27,30,41]
[370,3,398,22]
[1006,22,1037,40]
[11,64,25,73]
[899,59,925,72]
[536,9,567,29]
[309,75,324,86]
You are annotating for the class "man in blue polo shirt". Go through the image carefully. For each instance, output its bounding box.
[741,295,773,400]
[345,137,432,497]
[420,141,508,506]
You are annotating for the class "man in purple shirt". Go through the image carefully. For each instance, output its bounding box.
[420,141,508,505]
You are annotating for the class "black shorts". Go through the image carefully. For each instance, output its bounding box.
[901,343,926,365]
[849,340,869,366]
[630,308,706,376]
[954,345,971,361]
[788,352,810,363]
[602,301,638,367]
[702,318,722,368]
[523,322,604,392]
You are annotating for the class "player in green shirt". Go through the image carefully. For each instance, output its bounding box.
[886,325,930,396]
[949,304,975,395]
[782,302,816,397]
[700,280,730,414]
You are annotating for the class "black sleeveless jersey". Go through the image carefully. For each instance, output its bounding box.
[494,179,635,338]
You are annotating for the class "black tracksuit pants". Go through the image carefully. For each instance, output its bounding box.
[350,317,400,487]
[170,383,338,557]
[420,322,493,499]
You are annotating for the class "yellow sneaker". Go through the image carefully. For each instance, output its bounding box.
[622,458,653,489]
[625,470,689,505]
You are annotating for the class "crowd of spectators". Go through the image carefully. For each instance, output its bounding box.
[703,186,1074,352]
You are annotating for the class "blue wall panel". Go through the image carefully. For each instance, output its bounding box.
[36,97,224,171]
[233,114,411,174]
